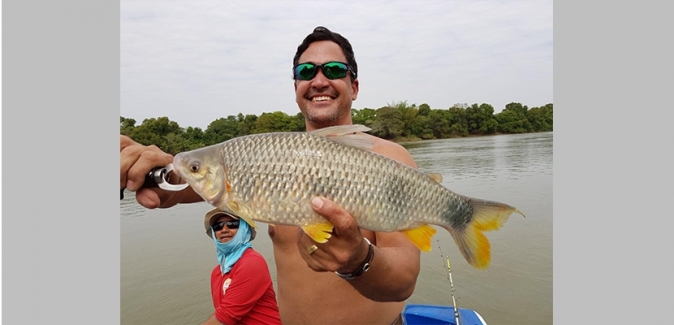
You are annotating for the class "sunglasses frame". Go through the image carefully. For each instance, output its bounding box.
[292,61,357,81]
[212,220,240,231]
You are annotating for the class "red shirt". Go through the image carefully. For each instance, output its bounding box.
[210,248,281,325]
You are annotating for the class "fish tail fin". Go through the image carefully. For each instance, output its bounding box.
[446,200,524,269]
[401,224,437,252]
[301,222,334,243]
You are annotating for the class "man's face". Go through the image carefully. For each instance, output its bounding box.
[294,40,359,130]
[212,216,239,243]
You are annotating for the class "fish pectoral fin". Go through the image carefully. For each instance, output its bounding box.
[226,200,259,230]
[427,173,443,183]
[301,222,334,243]
[401,224,437,252]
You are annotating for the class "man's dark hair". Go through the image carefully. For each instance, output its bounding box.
[293,26,358,81]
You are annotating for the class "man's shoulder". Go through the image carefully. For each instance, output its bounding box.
[372,137,406,150]
[369,136,416,168]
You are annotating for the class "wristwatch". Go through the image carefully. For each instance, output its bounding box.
[335,237,374,280]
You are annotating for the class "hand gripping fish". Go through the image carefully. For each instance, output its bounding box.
[173,124,524,270]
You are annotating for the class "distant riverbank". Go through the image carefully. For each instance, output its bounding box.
[392,131,545,143]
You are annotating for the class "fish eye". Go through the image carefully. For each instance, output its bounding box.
[189,162,200,172]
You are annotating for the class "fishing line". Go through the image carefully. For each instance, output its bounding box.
[438,240,463,325]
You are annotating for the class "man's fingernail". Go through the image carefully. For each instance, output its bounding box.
[127,181,135,190]
[311,197,323,209]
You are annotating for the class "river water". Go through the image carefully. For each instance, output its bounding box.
[121,132,553,325]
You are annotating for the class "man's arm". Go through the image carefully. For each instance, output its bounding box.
[366,231,421,301]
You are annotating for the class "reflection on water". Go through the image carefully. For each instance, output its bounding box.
[121,132,552,325]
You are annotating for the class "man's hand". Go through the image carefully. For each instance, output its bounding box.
[120,135,178,208]
[297,197,371,274]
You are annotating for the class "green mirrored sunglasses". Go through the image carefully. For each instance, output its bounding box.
[292,61,356,80]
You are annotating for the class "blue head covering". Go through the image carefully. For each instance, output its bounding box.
[211,219,253,274]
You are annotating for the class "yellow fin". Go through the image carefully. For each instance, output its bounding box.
[445,200,524,270]
[447,226,490,270]
[225,200,258,230]
[301,222,334,243]
[471,200,524,231]
[427,173,443,183]
[401,224,437,252]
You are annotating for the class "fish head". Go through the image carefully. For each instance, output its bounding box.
[173,145,227,205]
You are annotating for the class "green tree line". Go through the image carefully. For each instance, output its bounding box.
[121,101,552,155]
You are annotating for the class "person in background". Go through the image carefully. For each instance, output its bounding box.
[120,26,420,325]
[200,208,281,325]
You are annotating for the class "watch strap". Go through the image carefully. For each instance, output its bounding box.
[335,237,374,280]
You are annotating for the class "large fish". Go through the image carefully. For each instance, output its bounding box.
[173,124,523,269]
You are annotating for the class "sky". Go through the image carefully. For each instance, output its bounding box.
[121,0,553,130]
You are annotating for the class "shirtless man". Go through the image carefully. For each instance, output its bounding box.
[120,26,420,325]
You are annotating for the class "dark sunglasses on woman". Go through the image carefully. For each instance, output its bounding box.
[213,220,240,231]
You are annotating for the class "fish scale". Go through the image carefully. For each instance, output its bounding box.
[173,124,523,269]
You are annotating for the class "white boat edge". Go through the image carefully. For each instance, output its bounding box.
[474,310,488,325]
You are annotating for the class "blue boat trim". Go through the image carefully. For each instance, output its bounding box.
[402,304,487,325]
